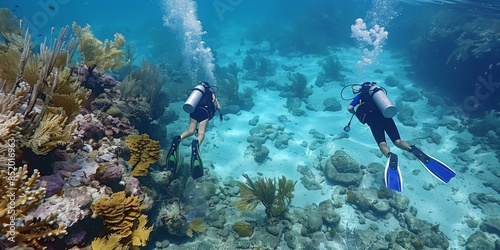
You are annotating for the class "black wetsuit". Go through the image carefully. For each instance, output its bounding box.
[190,85,216,122]
[350,93,401,145]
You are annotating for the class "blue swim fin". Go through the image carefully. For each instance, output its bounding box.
[409,146,456,183]
[384,153,403,192]
[191,139,204,179]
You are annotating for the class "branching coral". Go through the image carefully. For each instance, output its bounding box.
[232,174,297,218]
[27,107,75,155]
[0,85,28,145]
[72,22,125,71]
[0,165,67,249]
[126,134,161,176]
[0,85,28,172]
[91,191,153,247]
[0,26,89,156]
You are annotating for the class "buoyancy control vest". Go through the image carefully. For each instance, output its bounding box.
[355,82,397,124]
[183,82,216,118]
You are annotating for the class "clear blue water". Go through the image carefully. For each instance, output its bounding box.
[2,0,499,249]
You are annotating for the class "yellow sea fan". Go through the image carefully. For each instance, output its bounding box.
[91,234,125,250]
[130,214,153,246]
[186,217,208,238]
[231,182,260,213]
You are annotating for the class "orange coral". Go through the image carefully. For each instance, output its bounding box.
[90,191,153,247]
[126,134,161,176]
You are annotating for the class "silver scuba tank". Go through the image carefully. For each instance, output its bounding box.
[369,86,397,118]
[183,84,205,113]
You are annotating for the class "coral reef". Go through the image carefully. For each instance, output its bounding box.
[0,165,67,249]
[126,134,161,176]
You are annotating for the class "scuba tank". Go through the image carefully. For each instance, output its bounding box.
[183,84,206,113]
[366,83,397,118]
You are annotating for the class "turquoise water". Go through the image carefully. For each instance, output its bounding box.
[1,0,499,249]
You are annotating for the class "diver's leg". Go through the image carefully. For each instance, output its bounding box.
[385,118,411,151]
[394,139,411,151]
[181,118,198,140]
[368,121,389,156]
[378,141,391,157]
[197,119,209,146]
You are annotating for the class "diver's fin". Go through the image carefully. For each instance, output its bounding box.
[409,146,456,183]
[384,153,403,192]
[166,136,181,173]
[191,139,203,179]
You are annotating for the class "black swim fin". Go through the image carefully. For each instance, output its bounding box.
[384,152,403,192]
[409,146,456,183]
[166,136,181,173]
[191,139,204,179]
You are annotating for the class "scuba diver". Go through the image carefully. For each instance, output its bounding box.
[166,81,222,179]
[343,82,456,192]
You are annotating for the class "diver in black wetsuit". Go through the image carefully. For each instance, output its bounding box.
[166,81,222,179]
[344,81,456,192]
[347,82,410,157]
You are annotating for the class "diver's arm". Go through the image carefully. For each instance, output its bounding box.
[348,94,361,114]
[348,105,356,114]
[213,93,221,110]
[213,93,223,121]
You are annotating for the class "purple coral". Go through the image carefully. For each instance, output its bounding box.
[102,115,134,138]
[94,163,124,185]
[74,114,106,141]
[39,174,65,197]
[72,65,117,94]
[124,176,141,195]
